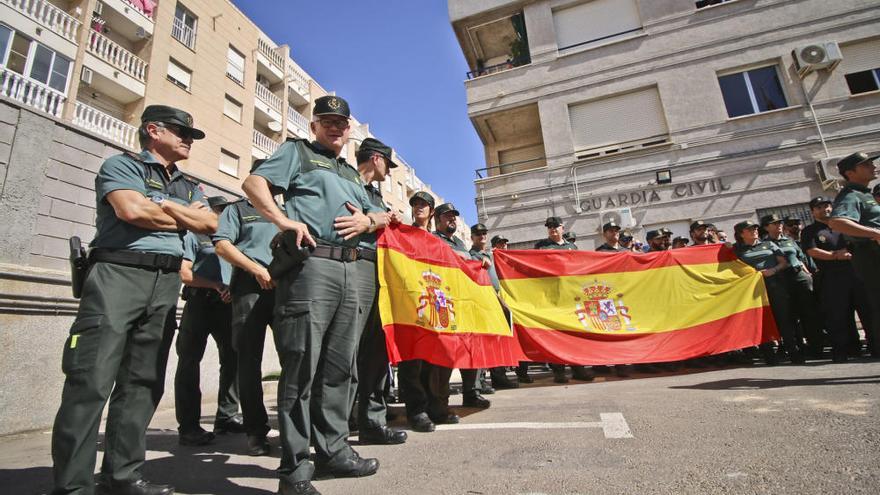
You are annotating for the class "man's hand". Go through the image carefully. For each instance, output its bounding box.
[334,202,371,240]
[480,258,490,269]
[760,267,777,278]
[832,249,852,260]
[252,265,275,290]
[215,284,232,303]
[279,218,316,248]
[389,211,403,224]
[189,201,208,211]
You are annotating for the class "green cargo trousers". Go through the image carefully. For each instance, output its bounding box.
[51,262,180,494]
[273,256,369,483]
[353,258,389,430]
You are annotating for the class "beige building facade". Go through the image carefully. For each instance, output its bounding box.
[449,0,880,249]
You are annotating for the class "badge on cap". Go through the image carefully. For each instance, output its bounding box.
[328,97,340,110]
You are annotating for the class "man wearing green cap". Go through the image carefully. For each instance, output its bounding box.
[174,196,243,448]
[52,105,216,495]
[596,221,626,252]
[243,95,388,495]
[829,151,880,357]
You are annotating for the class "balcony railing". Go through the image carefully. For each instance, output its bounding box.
[120,0,155,20]
[466,59,529,80]
[2,0,81,44]
[171,16,196,50]
[258,38,284,69]
[286,63,309,94]
[253,129,279,155]
[73,101,137,149]
[255,83,282,113]
[87,31,147,81]
[475,156,546,179]
[287,107,309,136]
[0,66,66,117]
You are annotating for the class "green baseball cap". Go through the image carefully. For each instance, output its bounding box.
[434,203,460,218]
[314,95,350,118]
[141,105,205,139]
[359,137,398,168]
[409,191,435,209]
[471,223,488,234]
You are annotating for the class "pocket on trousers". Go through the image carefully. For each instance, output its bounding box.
[274,301,310,354]
[61,315,103,374]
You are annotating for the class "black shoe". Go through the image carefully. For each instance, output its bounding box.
[614,365,633,378]
[178,427,215,446]
[789,352,806,365]
[96,477,174,495]
[571,367,595,381]
[314,451,379,479]
[430,413,461,424]
[408,413,435,432]
[492,377,519,389]
[279,480,321,495]
[359,426,407,445]
[462,394,491,409]
[515,373,534,384]
[247,434,271,456]
[214,415,245,434]
[553,371,569,383]
[480,385,496,395]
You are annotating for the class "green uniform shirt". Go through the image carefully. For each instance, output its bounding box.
[359,183,388,250]
[212,199,279,268]
[734,240,784,271]
[92,150,203,256]
[763,235,806,271]
[596,243,626,252]
[534,238,578,250]
[831,181,880,242]
[183,231,232,285]
[251,139,382,248]
[469,248,499,291]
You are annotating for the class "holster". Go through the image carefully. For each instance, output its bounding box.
[268,230,311,280]
[68,236,88,298]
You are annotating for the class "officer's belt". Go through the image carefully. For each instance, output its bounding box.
[182,286,224,301]
[90,248,182,272]
[311,244,376,263]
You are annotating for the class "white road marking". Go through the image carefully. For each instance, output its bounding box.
[433,412,633,439]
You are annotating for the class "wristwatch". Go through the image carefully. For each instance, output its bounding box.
[150,195,165,207]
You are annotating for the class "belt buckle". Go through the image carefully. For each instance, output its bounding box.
[343,247,357,262]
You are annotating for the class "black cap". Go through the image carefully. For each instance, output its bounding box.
[602,221,621,232]
[544,216,563,228]
[673,236,689,245]
[660,227,673,236]
[471,223,488,234]
[783,216,802,225]
[207,196,230,209]
[563,231,577,242]
[760,214,783,226]
[734,220,759,232]
[313,95,350,118]
[434,203,459,218]
[359,137,398,168]
[620,231,633,242]
[873,184,880,196]
[409,191,435,209]
[809,196,831,208]
[141,105,205,139]
[646,230,662,241]
[689,220,706,232]
[490,235,508,246]
[836,152,880,176]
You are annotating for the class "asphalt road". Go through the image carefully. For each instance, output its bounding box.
[2,359,879,495]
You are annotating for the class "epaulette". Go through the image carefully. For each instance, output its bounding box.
[285,136,308,144]
[124,151,145,163]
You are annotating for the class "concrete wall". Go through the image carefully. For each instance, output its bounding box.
[0,99,280,434]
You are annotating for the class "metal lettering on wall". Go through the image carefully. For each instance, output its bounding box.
[579,178,731,212]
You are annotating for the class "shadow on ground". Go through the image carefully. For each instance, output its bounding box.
[670,375,880,390]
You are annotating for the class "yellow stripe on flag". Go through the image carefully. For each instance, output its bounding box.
[378,248,510,336]
[500,260,766,334]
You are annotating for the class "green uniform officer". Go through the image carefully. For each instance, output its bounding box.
[645,228,672,252]
[51,106,217,495]
[828,151,880,357]
[732,220,802,365]
[174,196,241,447]
[596,221,627,252]
[243,95,386,495]
[351,138,407,445]
[213,187,281,457]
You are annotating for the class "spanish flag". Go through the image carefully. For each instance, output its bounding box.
[494,245,778,365]
[377,224,526,368]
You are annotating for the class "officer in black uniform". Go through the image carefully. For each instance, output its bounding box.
[174,196,242,447]
[784,217,817,274]
[535,216,595,383]
[689,221,712,247]
[52,105,217,495]
[596,221,626,252]
[828,151,880,357]
[645,229,672,252]
[802,196,874,362]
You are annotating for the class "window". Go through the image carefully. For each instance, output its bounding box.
[568,87,669,155]
[695,0,736,8]
[553,0,642,51]
[384,178,392,192]
[219,149,239,177]
[223,95,242,122]
[0,25,71,93]
[397,182,404,201]
[30,44,71,92]
[718,65,788,118]
[167,58,191,90]
[172,3,197,49]
[840,38,880,95]
[226,45,245,85]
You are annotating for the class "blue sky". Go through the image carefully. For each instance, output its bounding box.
[231,0,483,223]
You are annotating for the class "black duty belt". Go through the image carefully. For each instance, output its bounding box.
[311,244,377,263]
[182,286,224,302]
[90,248,183,272]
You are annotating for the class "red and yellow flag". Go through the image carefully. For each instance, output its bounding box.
[377,224,526,368]
[494,245,779,365]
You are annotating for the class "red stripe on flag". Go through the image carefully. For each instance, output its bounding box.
[384,323,528,369]
[379,224,492,286]
[515,306,779,365]
[494,244,741,280]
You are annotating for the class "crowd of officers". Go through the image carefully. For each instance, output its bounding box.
[48,97,879,495]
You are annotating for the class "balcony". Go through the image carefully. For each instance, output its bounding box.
[254,83,283,131]
[256,37,284,84]
[252,129,279,159]
[73,100,137,149]
[286,62,309,106]
[1,0,81,48]
[0,65,66,116]
[98,0,155,41]
[83,30,146,102]
[473,103,545,178]
[462,12,530,80]
[171,15,195,50]
[87,31,147,81]
[287,107,309,139]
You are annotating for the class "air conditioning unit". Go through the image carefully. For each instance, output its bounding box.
[94,1,103,15]
[600,208,635,229]
[816,157,843,191]
[81,67,93,85]
[793,42,842,78]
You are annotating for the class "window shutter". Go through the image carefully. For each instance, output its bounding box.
[167,59,191,88]
[839,38,880,74]
[553,0,642,51]
[568,87,668,152]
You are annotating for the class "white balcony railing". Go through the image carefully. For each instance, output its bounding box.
[73,101,137,149]
[287,107,309,135]
[1,0,81,44]
[255,83,282,112]
[120,0,154,20]
[0,65,66,117]
[253,129,279,155]
[286,63,309,94]
[171,16,196,50]
[87,31,147,81]
[258,37,284,69]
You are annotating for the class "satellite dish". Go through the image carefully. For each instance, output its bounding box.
[268,121,282,132]
[800,45,826,64]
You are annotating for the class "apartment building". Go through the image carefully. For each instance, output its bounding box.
[449,0,880,248]
[0,0,443,211]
